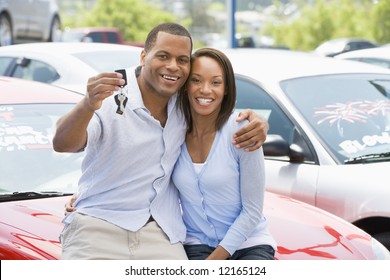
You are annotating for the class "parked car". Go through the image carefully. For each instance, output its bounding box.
[60,27,144,47]
[314,38,378,57]
[0,0,61,46]
[223,48,390,249]
[335,46,390,69]
[0,42,142,93]
[1,77,389,260]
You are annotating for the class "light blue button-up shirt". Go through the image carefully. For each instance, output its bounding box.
[63,67,187,243]
[172,112,277,255]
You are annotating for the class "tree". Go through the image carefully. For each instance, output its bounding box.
[264,0,378,51]
[64,0,177,42]
[372,0,390,44]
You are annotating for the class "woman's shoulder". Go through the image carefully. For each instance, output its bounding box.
[225,111,249,130]
[219,111,249,141]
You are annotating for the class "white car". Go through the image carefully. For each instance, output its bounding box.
[335,46,390,69]
[0,42,142,93]
[223,48,390,250]
[0,0,61,46]
[314,38,378,57]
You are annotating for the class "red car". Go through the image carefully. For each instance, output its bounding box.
[0,77,389,260]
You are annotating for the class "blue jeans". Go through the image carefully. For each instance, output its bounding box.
[184,244,275,260]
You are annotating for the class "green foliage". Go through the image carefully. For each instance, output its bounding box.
[209,2,225,11]
[372,0,390,44]
[265,0,381,51]
[60,0,390,50]
[62,0,177,43]
[61,2,91,28]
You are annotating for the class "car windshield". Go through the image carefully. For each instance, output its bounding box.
[0,103,83,194]
[72,50,140,73]
[281,74,390,163]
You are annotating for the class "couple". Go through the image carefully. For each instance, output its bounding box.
[53,22,276,260]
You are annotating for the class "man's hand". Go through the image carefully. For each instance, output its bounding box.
[53,72,126,153]
[85,72,126,112]
[64,193,78,216]
[233,109,269,152]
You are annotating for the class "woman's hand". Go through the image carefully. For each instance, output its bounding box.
[206,246,230,260]
[64,193,78,216]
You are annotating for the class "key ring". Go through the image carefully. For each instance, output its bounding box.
[114,69,128,115]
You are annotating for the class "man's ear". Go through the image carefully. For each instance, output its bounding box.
[140,50,146,66]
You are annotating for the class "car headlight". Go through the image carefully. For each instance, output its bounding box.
[371,237,390,260]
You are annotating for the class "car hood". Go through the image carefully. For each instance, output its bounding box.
[265,193,375,260]
[0,196,66,260]
[0,194,378,260]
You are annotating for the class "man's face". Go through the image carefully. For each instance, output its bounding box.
[140,32,192,99]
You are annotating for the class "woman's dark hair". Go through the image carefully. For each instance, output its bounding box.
[178,48,236,132]
[144,22,193,52]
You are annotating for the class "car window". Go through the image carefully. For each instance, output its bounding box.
[105,32,119,44]
[281,74,390,163]
[235,76,317,163]
[0,103,83,194]
[0,57,14,75]
[11,59,59,83]
[88,32,104,42]
[358,58,390,69]
[235,77,294,142]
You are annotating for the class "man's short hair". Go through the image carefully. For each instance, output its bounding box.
[144,22,193,52]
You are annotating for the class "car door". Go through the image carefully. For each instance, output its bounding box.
[25,0,50,39]
[8,0,31,39]
[235,75,319,205]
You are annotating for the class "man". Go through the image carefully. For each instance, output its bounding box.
[53,23,268,260]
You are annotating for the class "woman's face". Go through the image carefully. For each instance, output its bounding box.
[187,56,225,118]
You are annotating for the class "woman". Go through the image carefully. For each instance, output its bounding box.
[172,48,276,260]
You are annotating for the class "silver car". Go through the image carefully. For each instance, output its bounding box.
[224,48,390,250]
[0,0,61,46]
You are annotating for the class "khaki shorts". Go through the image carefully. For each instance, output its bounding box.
[61,213,188,260]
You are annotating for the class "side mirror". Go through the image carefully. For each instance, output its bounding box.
[263,134,289,157]
[263,134,306,163]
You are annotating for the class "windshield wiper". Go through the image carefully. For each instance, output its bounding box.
[344,152,390,164]
[0,191,73,202]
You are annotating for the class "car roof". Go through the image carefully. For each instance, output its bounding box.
[335,46,390,59]
[0,42,142,55]
[220,48,390,82]
[0,76,83,104]
[320,37,375,44]
[63,27,121,32]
